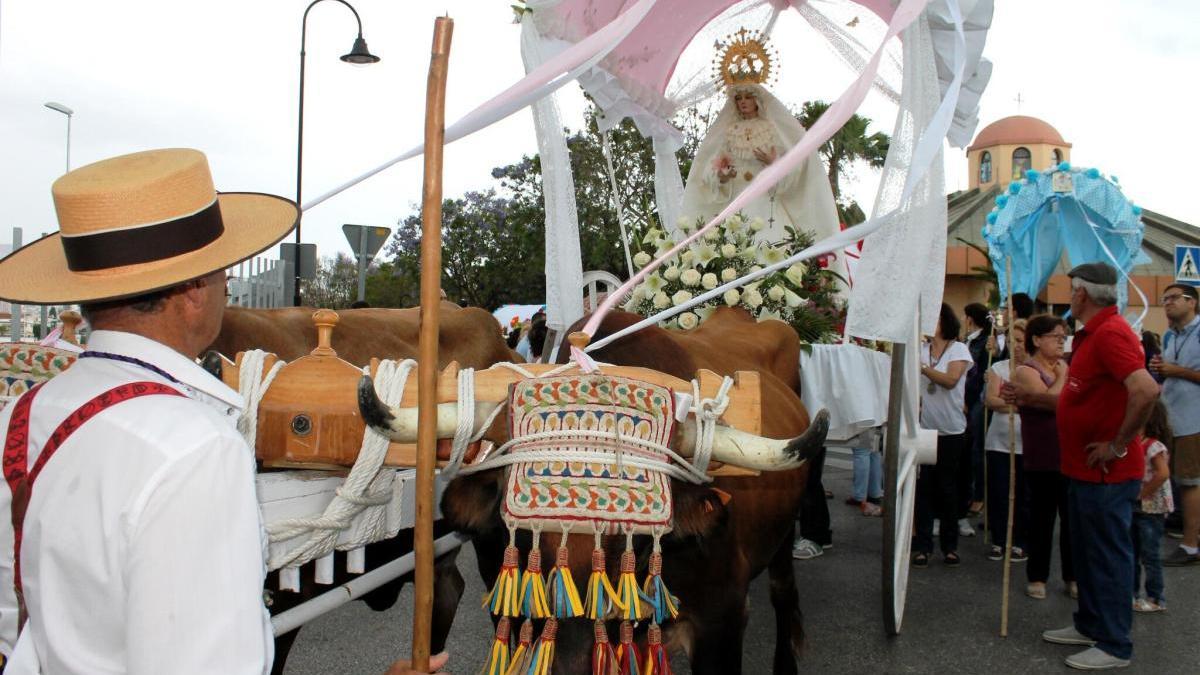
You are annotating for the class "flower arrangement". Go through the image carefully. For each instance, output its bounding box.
[625,214,846,343]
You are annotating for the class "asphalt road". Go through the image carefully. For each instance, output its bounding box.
[283,465,1200,674]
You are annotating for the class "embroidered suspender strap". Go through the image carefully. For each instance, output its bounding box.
[3,381,184,630]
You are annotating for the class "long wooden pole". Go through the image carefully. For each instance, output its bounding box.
[413,16,453,672]
[1000,256,1016,637]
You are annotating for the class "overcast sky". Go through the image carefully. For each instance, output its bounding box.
[2,0,1197,271]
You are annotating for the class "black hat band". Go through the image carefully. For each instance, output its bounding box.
[61,199,225,272]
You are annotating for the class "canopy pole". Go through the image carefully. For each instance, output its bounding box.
[602,130,636,279]
[1000,256,1017,638]
[413,16,453,672]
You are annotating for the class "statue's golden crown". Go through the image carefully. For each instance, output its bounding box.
[714,28,775,86]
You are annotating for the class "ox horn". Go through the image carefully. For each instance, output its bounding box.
[357,374,501,441]
[200,350,224,380]
[683,409,830,472]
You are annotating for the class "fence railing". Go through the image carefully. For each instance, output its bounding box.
[227,256,287,308]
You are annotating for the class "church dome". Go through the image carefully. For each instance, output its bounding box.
[967,115,1070,152]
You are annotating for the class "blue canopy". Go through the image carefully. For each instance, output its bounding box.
[982,164,1149,312]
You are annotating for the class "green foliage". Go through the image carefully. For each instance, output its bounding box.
[796,100,889,209]
[956,237,1000,308]
[301,253,359,309]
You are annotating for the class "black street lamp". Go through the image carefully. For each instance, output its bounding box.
[294,0,380,306]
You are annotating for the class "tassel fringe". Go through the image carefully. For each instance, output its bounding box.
[520,535,551,618]
[592,620,619,675]
[585,546,623,620]
[546,544,584,618]
[642,623,671,675]
[485,527,523,617]
[505,620,535,675]
[525,617,557,675]
[615,547,642,621]
[641,550,679,623]
[617,621,641,675]
[480,616,512,675]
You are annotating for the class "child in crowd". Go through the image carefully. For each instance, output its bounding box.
[1132,402,1173,613]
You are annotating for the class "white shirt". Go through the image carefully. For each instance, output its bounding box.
[919,340,973,435]
[0,331,272,674]
[983,361,1022,454]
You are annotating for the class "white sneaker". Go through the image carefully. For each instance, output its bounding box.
[1043,626,1096,646]
[792,537,824,560]
[958,518,976,537]
[1065,647,1130,670]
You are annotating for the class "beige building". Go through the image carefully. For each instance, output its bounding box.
[944,115,1198,335]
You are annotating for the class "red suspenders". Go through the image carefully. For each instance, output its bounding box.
[3,381,183,630]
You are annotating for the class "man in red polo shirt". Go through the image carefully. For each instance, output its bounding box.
[1040,263,1160,670]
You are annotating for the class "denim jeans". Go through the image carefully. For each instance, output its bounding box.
[852,446,883,502]
[1132,512,1166,603]
[1068,479,1140,661]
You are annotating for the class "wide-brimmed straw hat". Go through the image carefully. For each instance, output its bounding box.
[0,148,298,304]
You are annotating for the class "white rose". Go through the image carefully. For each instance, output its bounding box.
[745,289,764,308]
[634,251,652,268]
[703,226,720,241]
[785,263,807,286]
[678,311,699,330]
[726,215,745,232]
[676,216,694,232]
[663,265,681,281]
[750,217,766,232]
[701,273,718,290]
[680,269,702,287]
[767,285,785,301]
[750,265,763,274]
[681,250,695,265]
[672,289,693,306]
[652,291,670,309]
[721,267,739,282]
[723,289,741,306]
[784,288,804,308]
[721,243,738,258]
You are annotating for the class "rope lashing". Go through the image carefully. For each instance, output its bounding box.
[688,376,734,482]
[235,349,286,450]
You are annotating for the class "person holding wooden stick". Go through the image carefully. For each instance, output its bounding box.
[983,318,1029,562]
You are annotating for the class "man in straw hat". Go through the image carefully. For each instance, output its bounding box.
[0,148,298,673]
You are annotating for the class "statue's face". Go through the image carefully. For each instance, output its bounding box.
[734,91,759,118]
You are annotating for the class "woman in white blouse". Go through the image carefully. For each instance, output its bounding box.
[984,319,1029,562]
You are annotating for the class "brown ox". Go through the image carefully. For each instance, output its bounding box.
[207,303,514,675]
[363,307,820,674]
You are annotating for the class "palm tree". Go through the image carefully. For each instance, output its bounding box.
[796,100,889,206]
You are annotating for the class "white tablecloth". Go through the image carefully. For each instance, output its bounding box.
[799,343,892,442]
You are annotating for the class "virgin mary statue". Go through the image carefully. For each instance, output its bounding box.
[679,32,840,254]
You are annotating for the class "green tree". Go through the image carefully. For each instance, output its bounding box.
[796,100,889,216]
[301,253,359,309]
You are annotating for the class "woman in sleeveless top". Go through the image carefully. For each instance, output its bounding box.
[984,319,1029,561]
[1013,314,1076,600]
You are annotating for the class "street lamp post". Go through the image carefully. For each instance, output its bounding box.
[43,101,74,339]
[294,0,380,306]
[44,102,73,173]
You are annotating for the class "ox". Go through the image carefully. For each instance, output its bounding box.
[358,307,827,674]
[207,304,513,675]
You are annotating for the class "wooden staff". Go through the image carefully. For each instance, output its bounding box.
[413,16,453,672]
[1000,256,1016,637]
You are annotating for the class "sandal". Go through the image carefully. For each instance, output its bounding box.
[861,501,883,517]
[944,551,961,567]
[912,552,929,568]
[1026,582,1047,599]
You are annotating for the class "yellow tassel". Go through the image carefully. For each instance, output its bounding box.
[505,620,534,675]
[585,547,624,620]
[527,617,558,675]
[546,545,584,618]
[641,549,679,623]
[480,616,511,675]
[615,548,642,621]
[484,535,523,617]
[520,547,551,618]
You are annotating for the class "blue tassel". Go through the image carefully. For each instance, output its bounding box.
[1008,182,1022,195]
[1132,205,1143,216]
[1058,161,1071,171]
[1085,168,1101,179]
[995,195,1008,208]
[1025,169,1040,181]
[986,212,998,225]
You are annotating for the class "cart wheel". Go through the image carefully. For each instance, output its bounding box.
[882,441,918,635]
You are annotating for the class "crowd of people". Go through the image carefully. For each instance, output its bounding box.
[907,264,1197,669]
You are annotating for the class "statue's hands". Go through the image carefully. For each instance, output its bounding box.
[754,146,778,165]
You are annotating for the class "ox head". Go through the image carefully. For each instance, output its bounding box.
[356,375,828,474]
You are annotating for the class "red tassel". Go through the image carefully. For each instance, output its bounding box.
[642,623,671,675]
[592,620,619,675]
[616,621,641,675]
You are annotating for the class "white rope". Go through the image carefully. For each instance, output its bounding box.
[689,376,733,482]
[265,359,417,570]
[236,349,286,450]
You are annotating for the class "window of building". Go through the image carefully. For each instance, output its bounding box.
[1052,148,1063,166]
[979,151,992,184]
[1012,147,1032,179]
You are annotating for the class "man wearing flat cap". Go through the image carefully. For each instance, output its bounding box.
[0,149,298,673]
[1040,262,1160,670]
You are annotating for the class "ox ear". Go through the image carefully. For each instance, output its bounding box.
[440,471,506,536]
[200,350,224,380]
[669,482,730,540]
